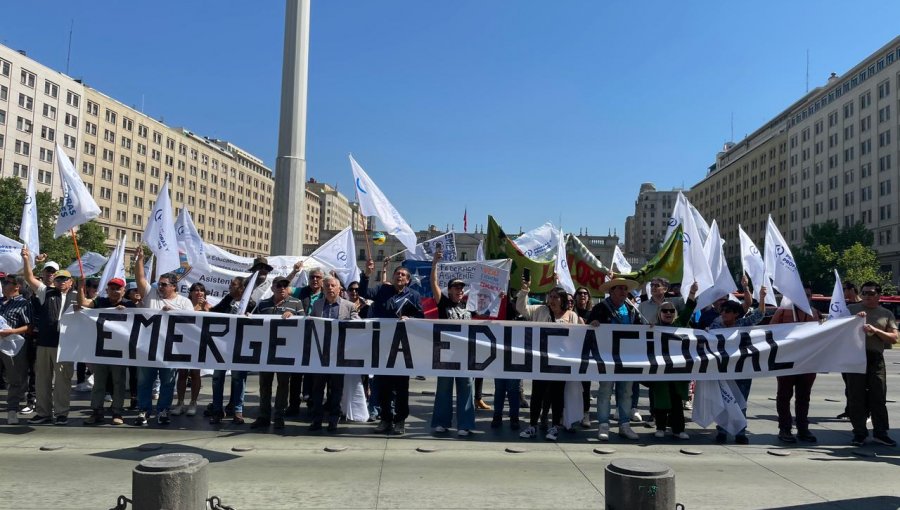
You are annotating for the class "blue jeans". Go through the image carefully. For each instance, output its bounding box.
[492,378,521,420]
[138,367,175,413]
[717,378,752,436]
[212,370,247,414]
[597,381,633,426]
[431,377,475,430]
[631,381,641,410]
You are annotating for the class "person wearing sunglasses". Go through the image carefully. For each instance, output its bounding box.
[847,282,898,447]
[649,282,698,440]
[345,282,370,318]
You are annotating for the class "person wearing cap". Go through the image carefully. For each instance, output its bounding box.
[428,249,476,437]
[359,257,424,436]
[0,274,33,425]
[251,275,304,431]
[133,249,193,427]
[77,277,133,425]
[22,260,59,414]
[21,248,79,425]
[207,276,254,425]
[247,256,274,304]
[588,276,643,441]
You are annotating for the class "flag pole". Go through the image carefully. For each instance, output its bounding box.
[70,228,86,281]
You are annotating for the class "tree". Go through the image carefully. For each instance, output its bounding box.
[839,243,895,295]
[794,220,877,293]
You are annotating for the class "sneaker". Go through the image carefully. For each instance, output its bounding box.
[676,432,690,440]
[735,434,750,445]
[7,410,19,425]
[778,430,797,443]
[631,408,643,422]
[715,432,727,443]
[490,416,502,429]
[850,434,867,447]
[74,382,92,392]
[111,415,125,425]
[797,430,817,443]
[457,429,471,437]
[683,400,693,410]
[28,415,51,425]
[19,405,34,415]
[620,423,639,440]
[392,421,406,436]
[104,393,113,403]
[433,425,448,433]
[152,392,160,401]
[157,410,170,426]
[250,418,270,430]
[654,430,665,439]
[519,426,537,439]
[546,425,559,441]
[873,433,897,447]
[509,418,521,431]
[54,415,68,426]
[474,399,492,411]
[580,415,592,428]
[186,405,197,417]
[374,420,391,434]
[598,423,610,441]
[170,405,184,416]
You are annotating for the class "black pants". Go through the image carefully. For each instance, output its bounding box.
[530,380,564,427]
[846,350,889,436]
[288,373,304,409]
[378,375,409,423]
[653,384,685,434]
[474,378,484,400]
[582,381,591,413]
[310,374,344,422]
[258,371,291,420]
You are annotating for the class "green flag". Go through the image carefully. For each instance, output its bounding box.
[620,225,683,284]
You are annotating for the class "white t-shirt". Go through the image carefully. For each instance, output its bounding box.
[144,287,193,311]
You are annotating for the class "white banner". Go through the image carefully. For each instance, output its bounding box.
[54,144,101,237]
[59,311,867,381]
[66,251,108,277]
[98,237,126,298]
[0,233,24,274]
[204,243,254,272]
[512,222,558,261]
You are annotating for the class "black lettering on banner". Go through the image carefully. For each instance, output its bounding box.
[233,317,263,365]
[433,323,461,370]
[661,331,693,374]
[130,314,162,360]
[302,320,332,367]
[267,319,297,366]
[387,321,413,369]
[612,330,643,374]
[371,321,380,369]
[647,331,659,374]
[735,331,762,373]
[163,314,196,362]
[468,325,497,371]
[337,321,366,368]
[539,327,571,374]
[198,316,229,363]
[578,328,607,374]
[695,334,729,373]
[503,326,531,373]
[96,313,126,359]
[765,329,794,371]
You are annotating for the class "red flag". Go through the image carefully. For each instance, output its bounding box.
[463,208,468,232]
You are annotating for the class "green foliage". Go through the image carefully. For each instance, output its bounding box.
[794,220,892,294]
[839,243,896,295]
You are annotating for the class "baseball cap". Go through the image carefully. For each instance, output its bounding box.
[43,261,60,272]
[54,270,72,280]
[108,278,126,288]
[447,278,466,288]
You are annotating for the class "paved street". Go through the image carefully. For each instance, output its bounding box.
[2,352,900,509]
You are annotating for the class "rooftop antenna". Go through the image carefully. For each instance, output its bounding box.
[65,19,74,74]
[806,49,810,93]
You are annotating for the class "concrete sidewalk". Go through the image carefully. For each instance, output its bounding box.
[1,353,900,509]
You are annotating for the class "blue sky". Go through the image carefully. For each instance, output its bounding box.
[4,1,900,240]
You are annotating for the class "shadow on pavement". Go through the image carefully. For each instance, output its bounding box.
[767,496,900,510]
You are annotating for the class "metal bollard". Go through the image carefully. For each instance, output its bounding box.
[132,453,209,510]
[604,458,676,510]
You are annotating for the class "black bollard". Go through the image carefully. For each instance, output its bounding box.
[605,458,675,510]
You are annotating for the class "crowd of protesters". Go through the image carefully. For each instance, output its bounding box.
[0,247,895,448]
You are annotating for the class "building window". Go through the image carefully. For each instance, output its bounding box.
[66,90,80,107]
[20,69,35,88]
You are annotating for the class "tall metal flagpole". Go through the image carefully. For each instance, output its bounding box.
[271,0,311,257]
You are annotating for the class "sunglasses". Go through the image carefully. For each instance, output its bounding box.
[660,309,677,313]
[157,282,171,287]
[348,287,359,292]
[861,290,879,296]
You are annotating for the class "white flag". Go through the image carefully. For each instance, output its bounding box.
[203,242,254,272]
[738,225,777,306]
[309,227,361,288]
[692,379,747,436]
[143,181,180,275]
[144,253,155,282]
[349,155,417,252]
[829,269,852,319]
[689,202,711,247]
[20,167,39,264]
[54,144,101,237]
[764,215,811,315]
[237,271,259,315]
[0,234,24,274]
[176,206,210,271]
[475,239,485,262]
[403,232,457,261]
[696,220,737,310]
[675,193,715,296]
[611,245,632,273]
[554,230,576,294]
[66,252,108,277]
[512,222,558,262]
[97,237,127,298]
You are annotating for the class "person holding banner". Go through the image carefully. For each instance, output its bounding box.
[287,262,325,414]
[77,277,132,426]
[836,281,862,420]
[133,249,193,427]
[711,275,767,444]
[429,249,476,437]
[359,259,424,436]
[0,275,32,425]
[208,276,254,426]
[572,287,593,428]
[22,248,79,426]
[171,283,210,418]
[847,282,898,447]
[769,283,821,444]
[516,281,583,441]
